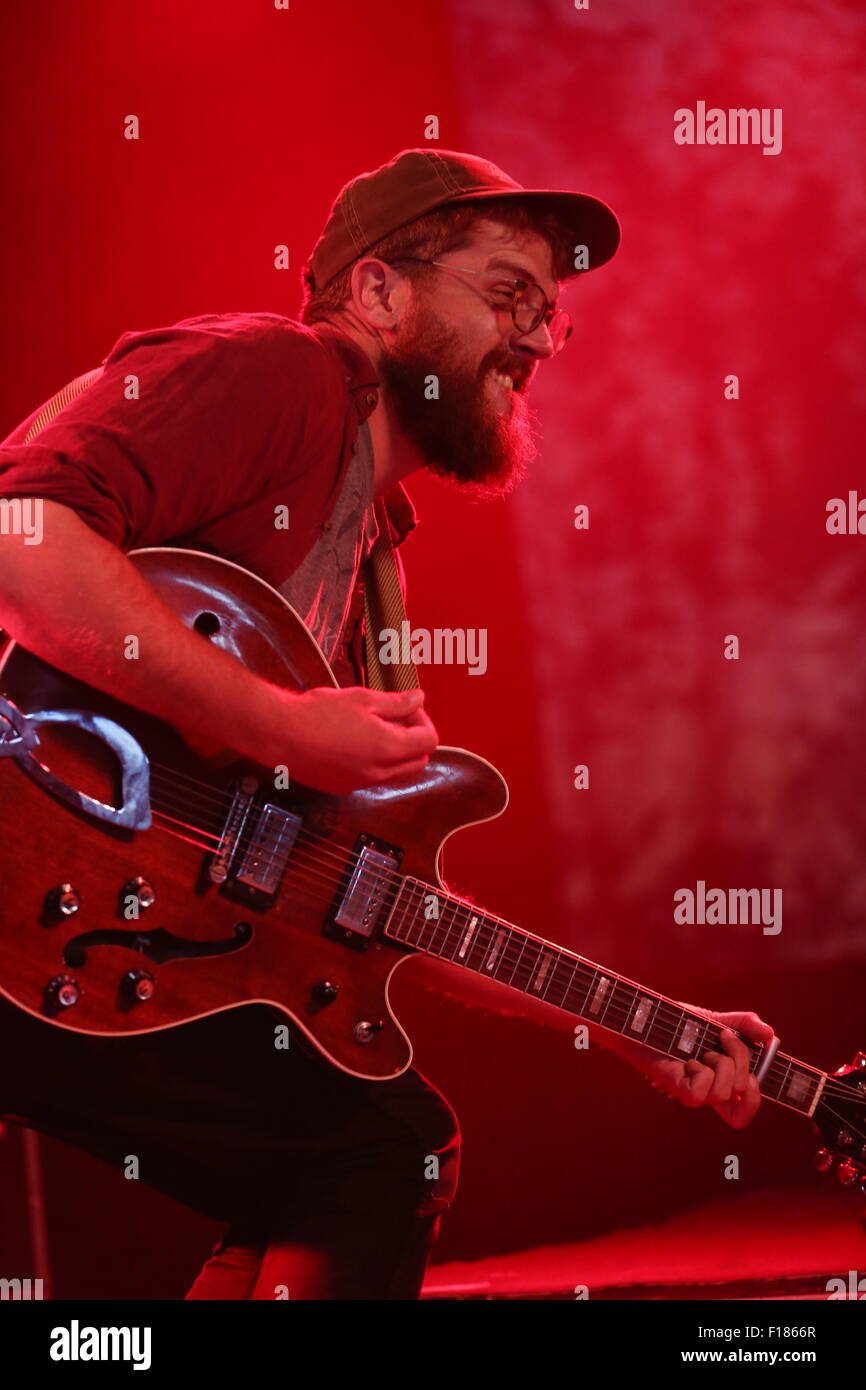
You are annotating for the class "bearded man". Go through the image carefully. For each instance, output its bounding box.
[0,148,775,1299]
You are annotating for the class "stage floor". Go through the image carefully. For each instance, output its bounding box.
[422,1185,866,1299]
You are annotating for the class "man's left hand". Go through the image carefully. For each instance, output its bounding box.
[614,1009,776,1130]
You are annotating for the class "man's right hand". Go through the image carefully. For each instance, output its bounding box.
[274,686,439,794]
[0,502,437,797]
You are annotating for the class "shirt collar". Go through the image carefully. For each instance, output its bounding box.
[313,322,379,420]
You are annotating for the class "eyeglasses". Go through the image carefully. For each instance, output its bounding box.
[388,258,572,354]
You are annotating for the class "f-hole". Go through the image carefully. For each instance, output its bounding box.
[193,611,221,638]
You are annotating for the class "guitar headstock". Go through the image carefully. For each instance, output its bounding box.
[812,1051,866,1192]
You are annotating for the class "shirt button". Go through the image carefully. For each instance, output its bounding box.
[364,391,377,408]
[321,518,332,532]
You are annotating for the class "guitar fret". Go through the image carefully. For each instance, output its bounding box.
[484,926,508,975]
[608,981,636,1031]
[760,1056,823,1114]
[464,913,494,973]
[394,881,424,947]
[627,994,654,1037]
[383,879,833,1134]
[552,962,571,1012]
[506,928,523,984]
[432,894,457,955]
[805,1073,826,1118]
[581,965,602,1017]
[675,1012,701,1056]
[420,888,435,948]
[531,948,556,994]
[506,934,528,988]
[456,912,480,962]
[383,882,412,942]
[785,1069,811,1105]
[543,952,571,1004]
[645,995,663,1042]
[779,1057,793,1104]
[589,973,612,1019]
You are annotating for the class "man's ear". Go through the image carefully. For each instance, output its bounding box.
[348,257,409,333]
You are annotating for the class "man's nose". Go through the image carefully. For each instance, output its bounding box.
[511,318,556,359]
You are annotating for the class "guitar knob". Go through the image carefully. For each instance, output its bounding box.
[46,884,81,918]
[122,877,156,909]
[313,981,338,1004]
[814,1148,834,1173]
[45,975,80,1009]
[353,1019,384,1044]
[836,1160,858,1186]
[122,969,155,1002]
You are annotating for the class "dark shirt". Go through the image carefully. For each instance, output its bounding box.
[0,312,417,685]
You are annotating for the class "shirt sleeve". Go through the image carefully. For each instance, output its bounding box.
[0,314,332,550]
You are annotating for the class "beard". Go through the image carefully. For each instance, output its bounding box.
[375,299,539,498]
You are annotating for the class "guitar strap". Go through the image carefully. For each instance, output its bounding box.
[17,364,422,693]
[22,365,105,443]
[363,497,421,692]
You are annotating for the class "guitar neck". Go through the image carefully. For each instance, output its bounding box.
[384,876,826,1118]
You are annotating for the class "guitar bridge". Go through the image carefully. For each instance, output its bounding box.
[209,777,256,884]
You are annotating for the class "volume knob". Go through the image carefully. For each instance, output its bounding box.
[45,975,80,1009]
[46,884,81,918]
[122,968,155,1002]
[122,877,155,909]
[354,1019,384,1044]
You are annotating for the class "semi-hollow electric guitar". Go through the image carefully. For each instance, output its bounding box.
[0,547,864,1188]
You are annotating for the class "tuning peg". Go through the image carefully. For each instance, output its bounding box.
[836,1160,859,1186]
[814,1147,834,1173]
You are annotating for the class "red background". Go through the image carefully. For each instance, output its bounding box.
[1,0,865,1295]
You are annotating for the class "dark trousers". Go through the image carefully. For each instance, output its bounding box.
[0,997,461,1299]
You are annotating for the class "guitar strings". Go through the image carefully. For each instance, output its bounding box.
[817,1098,866,1143]
[144,826,858,1108]
[145,779,855,1105]
[133,767,861,1108]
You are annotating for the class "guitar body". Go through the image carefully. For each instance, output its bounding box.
[0,548,508,1079]
[2,547,863,1182]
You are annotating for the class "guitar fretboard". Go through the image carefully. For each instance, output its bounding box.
[384,876,825,1116]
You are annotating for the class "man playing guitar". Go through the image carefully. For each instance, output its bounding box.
[0,149,775,1299]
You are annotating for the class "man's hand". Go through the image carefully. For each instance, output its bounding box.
[274,685,439,794]
[611,1009,776,1130]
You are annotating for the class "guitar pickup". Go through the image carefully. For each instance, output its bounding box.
[334,845,399,939]
[234,803,302,898]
